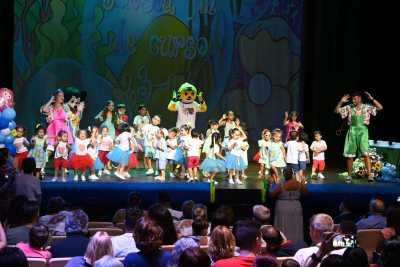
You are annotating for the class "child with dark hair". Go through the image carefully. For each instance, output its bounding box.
[13,125,30,171]
[29,124,47,178]
[178,247,211,267]
[310,131,327,180]
[283,111,304,142]
[297,132,309,183]
[187,130,203,182]
[0,246,29,267]
[52,130,70,182]
[166,128,178,178]
[154,128,168,182]
[285,131,305,180]
[200,132,226,184]
[16,224,51,259]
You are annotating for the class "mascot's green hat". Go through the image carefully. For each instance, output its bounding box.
[178,82,197,94]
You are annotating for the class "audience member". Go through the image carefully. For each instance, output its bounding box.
[192,204,208,221]
[214,220,261,267]
[6,196,29,228]
[281,259,300,267]
[334,198,359,224]
[6,201,39,245]
[112,207,142,257]
[66,231,114,267]
[382,206,400,240]
[294,214,344,267]
[50,209,90,257]
[14,157,41,203]
[253,255,278,267]
[252,205,271,226]
[16,223,51,259]
[319,254,343,267]
[178,247,211,267]
[158,191,183,221]
[342,247,368,267]
[271,168,307,243]
[210,206,235,231]
[113,192,143,224]
[169,218,209,266]
[175,200,195,237]
[338,220,357,235]
[94,255,124,267]
[148,203,178,245]
[208,226,236,263]
[380,238,400,267]
[260,225,289,257]
[0,148,16,223]
[38,196,67,235]
[356,197,387,230]
[124,217,171,267]
[0,246,28,267]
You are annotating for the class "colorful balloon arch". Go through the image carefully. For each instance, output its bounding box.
[0,88,17,155]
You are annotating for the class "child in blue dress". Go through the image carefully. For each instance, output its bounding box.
[29,124,48,179]
[225,128,246,185]
[154,128,168,182]
[174,124,191,179]
[200,132,226,185]
[88,126,104,177]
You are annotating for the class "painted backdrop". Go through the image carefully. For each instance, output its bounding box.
[14,0,303,141]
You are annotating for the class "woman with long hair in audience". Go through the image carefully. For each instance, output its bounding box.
[148,203,178,245]
[208,226,236,263]
[65,231,113,267]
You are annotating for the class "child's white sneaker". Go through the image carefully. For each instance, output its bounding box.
[89,174,99,181]
[345,176,352,183]
[311,172,317,179]
[73,175,79,181]
[235,179,243,185]
[228,178,235,184]
[187,177,194,182]
[169,172,175,178]
[318,173,325,179]
[103,169,111,175]
[98,170,103,176]
[124,172,131,178]
[115,172,126,180]
[51,177,58,182]
[154,176,165,182]
[145,169,154,175]
[154,170,159,176]
[61,177,66,182]
[242,174,248,179]
[80,175,86,182]
[194,177,199,181]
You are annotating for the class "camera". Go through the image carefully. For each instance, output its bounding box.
[332,234,357,248]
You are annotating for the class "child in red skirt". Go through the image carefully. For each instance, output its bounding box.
[52,130,70,182]
[70,129,98,181]
[13,126,30,171]
[98,126,113,175]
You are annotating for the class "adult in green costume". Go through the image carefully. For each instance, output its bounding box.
[335,91,383,182]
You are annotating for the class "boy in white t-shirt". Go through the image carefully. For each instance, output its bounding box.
[186,130,203,182]
[142,115,161,175]
[285,131,304,176]
[310,131,328,179]
[166,128,178,178]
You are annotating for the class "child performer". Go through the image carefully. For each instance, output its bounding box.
[285,131,304,181]
[127,127,139,171]
[132,104,151,168]
[174,124,191,179]
[298,132,310,183]
[13,126,30,171]
[107,124,134,179]
[258,129,271,179]
[29,124,47,178]
[52,131,70,182]
[154,128,168,181]
[116,104,129,135]
[88,126,104,177]
[70,129,98,181]
[269,129,286,184]
[310,131,327,179]
[142,115,161,175]
[219,111,237,141]
[200,132,226,184]
[236,120,249,179]
[166,128,178,178]
[98,126,113,175]
[202,120,220,156]
[225,128,246,185]
[283,111,304,141]
[186,130,203,182]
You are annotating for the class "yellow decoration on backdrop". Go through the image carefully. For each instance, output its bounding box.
[11,129,17,137]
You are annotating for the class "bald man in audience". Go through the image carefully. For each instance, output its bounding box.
[356,197,387,229]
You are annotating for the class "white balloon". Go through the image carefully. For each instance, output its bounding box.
[0,128,10,136]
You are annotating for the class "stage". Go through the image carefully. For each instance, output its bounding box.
[40,164,400,221]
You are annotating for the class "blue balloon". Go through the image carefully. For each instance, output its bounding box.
[4,135,14,144]
[8,121,16,130]
[0,134,4,143]
[0,118,9,129]
[5,143,16,156]
[2,108,16,121]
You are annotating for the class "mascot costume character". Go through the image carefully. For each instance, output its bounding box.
[168,82,207,128]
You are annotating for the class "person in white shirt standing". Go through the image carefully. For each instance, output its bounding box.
[310,131,327,180]
[142,115,161,175]
[285,131,304,179]
[186,130,204,182]
[298,132,310,183]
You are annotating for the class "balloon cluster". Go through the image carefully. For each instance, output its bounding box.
[0,88,16,155]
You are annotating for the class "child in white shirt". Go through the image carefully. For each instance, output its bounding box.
[142,115,160,175]
[166,128,178,178]
[186,130,203,181]
[310,131,327,179]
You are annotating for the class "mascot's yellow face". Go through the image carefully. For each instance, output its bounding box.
[178,87,197,104]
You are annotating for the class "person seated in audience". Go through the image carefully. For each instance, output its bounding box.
[260,225,290,257]
[178,247,211,267]
[175,200,195,237]
[253,255,278,267]
[0,246,28,267]
[192,204,208,221]
[169,218,209,266]
[123,217,171,267]
[208,225,236,263]
[0,148,16,224]
[379,238,400,267]
[281,259,300,267]
[210,206,235,231]
[112,207,142,257]
[381,206,400,240]
[38,196,67,236]
[356,197,387,230]
[16,223,51,259]
[94,255,124,267]
[5,196,29,228]
[319,254,343,267]
[338,220,357,235]
[50,208,90,257]
[148,203,178,245]
[252,205,271,226]
[334,198,359,224]
[66,231,114,267]
[294,214,345,267]
[14,157,41,203]
[113,192,143,224]
[6,201,39,245]
[158,191,183,221]
[342,247,368,267]
[214,220,262,267]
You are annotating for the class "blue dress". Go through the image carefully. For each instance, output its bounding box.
[200,145,226,173]
[225,140,246,170]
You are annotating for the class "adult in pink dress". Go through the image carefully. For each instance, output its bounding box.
[41,89,73,146]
